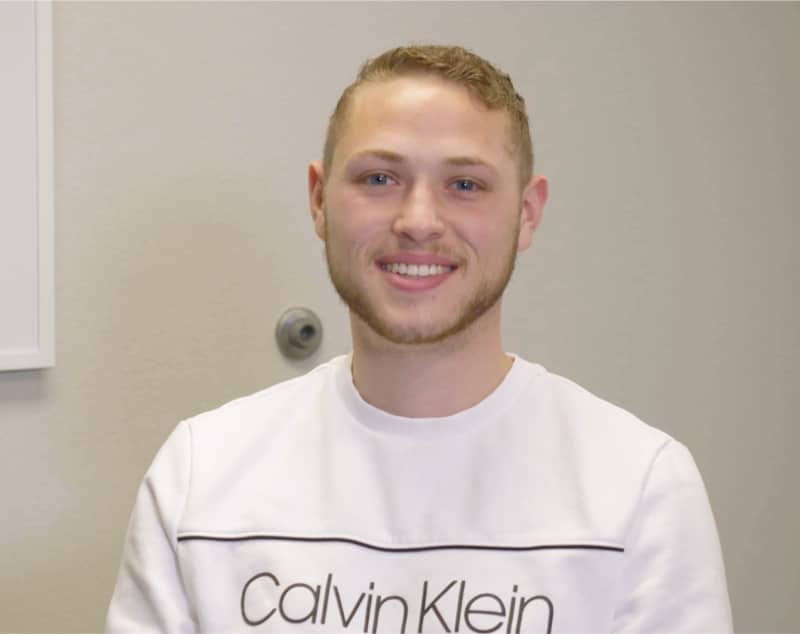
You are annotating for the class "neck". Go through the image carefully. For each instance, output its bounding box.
[349,307,513,418]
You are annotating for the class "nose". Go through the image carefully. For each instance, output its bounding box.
[391,182,445,242]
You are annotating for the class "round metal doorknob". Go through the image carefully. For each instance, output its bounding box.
[275,307,323,359]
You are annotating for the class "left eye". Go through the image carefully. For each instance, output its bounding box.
[452,179,480,192]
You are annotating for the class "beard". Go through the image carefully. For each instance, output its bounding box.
[323,225,519,346]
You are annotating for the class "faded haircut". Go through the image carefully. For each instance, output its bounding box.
[322,44,534,187]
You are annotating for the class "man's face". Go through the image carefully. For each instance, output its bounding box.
[309,75,544,345]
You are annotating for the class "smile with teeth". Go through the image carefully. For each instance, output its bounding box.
[380,262,456,277]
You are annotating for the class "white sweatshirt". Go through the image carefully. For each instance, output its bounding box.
[106,355,733,633]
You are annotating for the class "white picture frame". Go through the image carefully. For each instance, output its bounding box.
[0,2,54,371]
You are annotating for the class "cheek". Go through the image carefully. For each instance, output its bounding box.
[459,216,519,260]
[325,213,383,263]
[451,215,498,248]
[328,197,391,245]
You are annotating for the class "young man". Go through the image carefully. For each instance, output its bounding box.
[107,46,733,633]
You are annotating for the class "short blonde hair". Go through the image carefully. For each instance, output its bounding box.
[323,44,534,186]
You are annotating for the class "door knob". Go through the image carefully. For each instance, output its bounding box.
[275,307,323,359]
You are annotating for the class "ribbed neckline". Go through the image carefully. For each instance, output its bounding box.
[331,352,539,436]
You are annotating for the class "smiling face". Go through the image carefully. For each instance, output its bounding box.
[309,75,546,346]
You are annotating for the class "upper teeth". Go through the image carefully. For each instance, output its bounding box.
[382,263,454,277]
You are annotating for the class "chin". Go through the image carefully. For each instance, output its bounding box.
[332,267,505,346]
[376,327,452,346]
[357,310,474,346]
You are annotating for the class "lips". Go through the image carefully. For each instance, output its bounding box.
[381,262,453,277]
[375,252,458,292]
[376,252,459,267]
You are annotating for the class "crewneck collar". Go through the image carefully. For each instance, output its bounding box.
[333,352,534,436]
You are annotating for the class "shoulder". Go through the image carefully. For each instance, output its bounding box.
[528,360,673,455]
[188,355,344,428]
[512,359,708,540]
[511,358,681,506]
[171,355,346,463]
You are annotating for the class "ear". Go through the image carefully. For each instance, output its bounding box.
[517,174,548,252]
[308,161,327,240]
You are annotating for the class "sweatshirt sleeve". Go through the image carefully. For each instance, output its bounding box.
[612,440,734,633]
[105,421,194,633]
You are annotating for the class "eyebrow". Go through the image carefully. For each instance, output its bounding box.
[349,149,405,163]
[445,156,497,172]
[348,149,498,174]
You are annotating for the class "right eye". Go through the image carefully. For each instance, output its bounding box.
[364,173,395,186]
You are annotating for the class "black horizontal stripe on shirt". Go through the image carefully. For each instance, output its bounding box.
[176,533,624,553]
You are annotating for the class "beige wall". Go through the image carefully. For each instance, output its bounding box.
[0,2,797,631]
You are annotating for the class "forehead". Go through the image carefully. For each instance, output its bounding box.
[335,75,515,167]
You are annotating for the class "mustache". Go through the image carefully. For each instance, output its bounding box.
[374,243,465,262]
